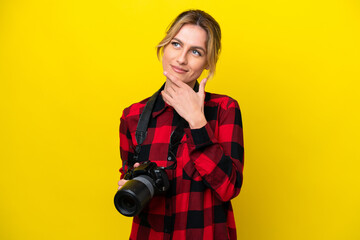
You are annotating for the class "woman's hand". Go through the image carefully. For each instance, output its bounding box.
[117,163,140,190]
[161,71,208,129]
[117,179,127,190]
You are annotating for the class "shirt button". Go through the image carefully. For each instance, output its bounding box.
[167,156,172,161]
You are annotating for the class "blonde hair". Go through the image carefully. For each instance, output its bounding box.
[157,10,221,79]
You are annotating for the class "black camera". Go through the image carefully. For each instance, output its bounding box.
[114,161,170,217]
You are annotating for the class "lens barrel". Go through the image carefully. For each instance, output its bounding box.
[114,175,155,216]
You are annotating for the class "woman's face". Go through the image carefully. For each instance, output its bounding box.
[162,24,208,85]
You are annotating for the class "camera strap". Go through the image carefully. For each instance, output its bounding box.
[130,82,199,170]
[135,90,159,147]
[132,88,160,164]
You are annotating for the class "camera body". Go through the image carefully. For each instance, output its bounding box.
[114,161,170,216]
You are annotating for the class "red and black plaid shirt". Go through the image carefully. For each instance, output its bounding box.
[119,84,244,240]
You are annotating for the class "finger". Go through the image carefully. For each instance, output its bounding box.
[166,84,177,97]
[163,71,175,83]
[164,80,177,97]
[133,163,140,168]
[161,90,174,106]
[199,78,208,94]
[118,179,127,187]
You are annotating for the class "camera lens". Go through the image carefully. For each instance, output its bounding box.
[114,176,155,216]
[114,191,139,216]
[121,196,135,209]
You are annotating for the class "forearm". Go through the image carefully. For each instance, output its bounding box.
[185,122,244,202]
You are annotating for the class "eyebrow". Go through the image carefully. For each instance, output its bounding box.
[173,38,206,53]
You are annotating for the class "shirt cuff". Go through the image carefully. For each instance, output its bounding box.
[185,123,215,150]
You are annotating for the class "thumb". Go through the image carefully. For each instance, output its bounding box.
[198,78,208,95]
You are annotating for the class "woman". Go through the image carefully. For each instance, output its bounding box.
[118,10,244,240]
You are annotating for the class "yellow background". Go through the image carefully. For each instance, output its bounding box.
[1,0,359,239]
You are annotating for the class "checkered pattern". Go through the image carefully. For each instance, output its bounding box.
[119,87,244,240]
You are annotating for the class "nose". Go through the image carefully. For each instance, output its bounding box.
[176,49,187,65]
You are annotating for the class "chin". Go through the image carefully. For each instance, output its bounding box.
[173,72,192,83]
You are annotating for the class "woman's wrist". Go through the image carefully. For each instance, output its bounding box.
[188,113,207,129]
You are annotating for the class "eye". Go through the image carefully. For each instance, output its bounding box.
[192,49,202,56]
[171,41,180,48]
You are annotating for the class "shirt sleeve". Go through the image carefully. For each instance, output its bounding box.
[119,110,134,179]
[184,98,244,202]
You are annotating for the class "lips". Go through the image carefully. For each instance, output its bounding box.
[171,65,188,74]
